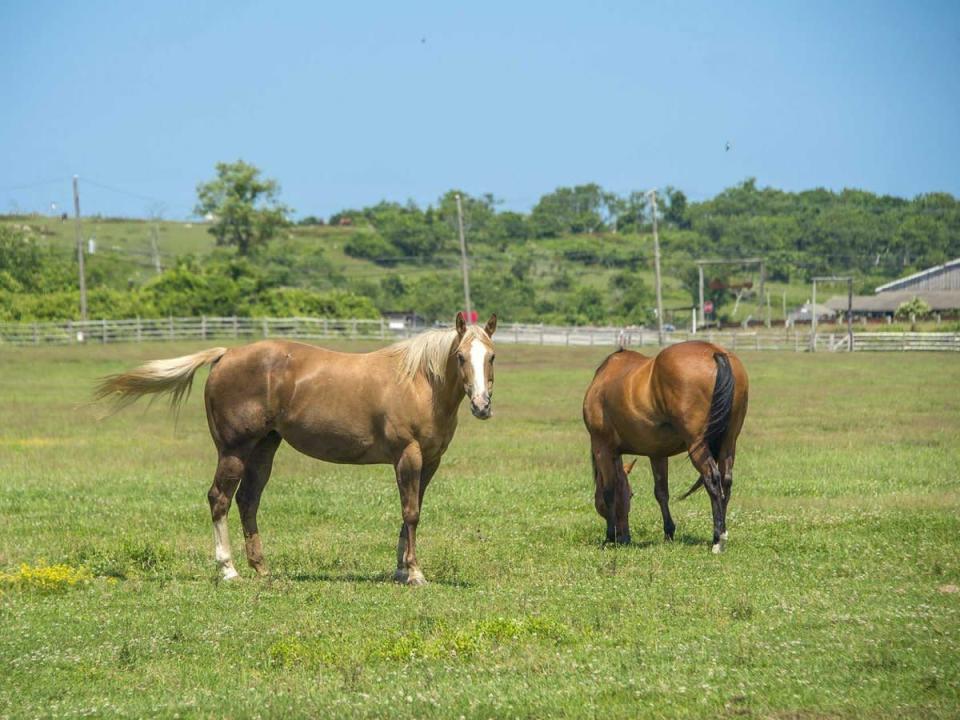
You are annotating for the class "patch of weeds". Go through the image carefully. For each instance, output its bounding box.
[117,642,137,670]
[376,616,571,661]
[267,637,315,668]
[429,552,469,586]
[0,560,92,594]
[858,648,903,672]
[122,540,171,575]
[70,545,128,579]
[730,595,754,621]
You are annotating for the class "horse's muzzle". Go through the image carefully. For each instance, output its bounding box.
[470,396,492,419]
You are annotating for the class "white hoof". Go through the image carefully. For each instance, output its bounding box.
[720,531,729,542]
[712,543,723,554]
[221,566,240,581]
[394,568,427,586]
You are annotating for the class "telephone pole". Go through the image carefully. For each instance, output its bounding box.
[150,224,163,274]
[455,194,472,321]
[72,176,88,323]
[647,190,665,346]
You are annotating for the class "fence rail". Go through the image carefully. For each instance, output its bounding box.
[0,317,957,352]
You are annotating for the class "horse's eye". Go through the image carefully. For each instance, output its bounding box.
[490,355,495,364]
[456,352,465,364]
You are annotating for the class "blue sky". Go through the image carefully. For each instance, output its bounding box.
[1,1,957,219]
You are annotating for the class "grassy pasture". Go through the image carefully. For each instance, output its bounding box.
[0,342,958,718]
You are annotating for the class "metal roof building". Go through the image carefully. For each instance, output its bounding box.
[825,290,960,315]
[874,258,960,293]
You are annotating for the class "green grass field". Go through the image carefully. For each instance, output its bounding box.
[1,342,958,718]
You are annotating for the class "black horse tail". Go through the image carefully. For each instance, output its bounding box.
[680,352,735,500]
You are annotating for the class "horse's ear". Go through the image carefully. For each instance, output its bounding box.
[484,313,497,337]
[455,312,467,337]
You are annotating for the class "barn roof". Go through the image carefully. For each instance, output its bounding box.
[825,290,960,313]
[875,258,960,293]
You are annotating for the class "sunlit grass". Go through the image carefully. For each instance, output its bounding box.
[0,342,957,718]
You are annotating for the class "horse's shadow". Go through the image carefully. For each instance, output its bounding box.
[595,532,709,550]
[283,570,473,588]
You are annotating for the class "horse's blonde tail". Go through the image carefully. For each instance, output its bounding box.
[94,347,228,414]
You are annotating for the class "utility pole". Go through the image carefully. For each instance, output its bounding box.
[647,190,665,347]
[455,194,472,322]
[72,176,88,324]
[811,279,817,351]
[846,277,854,352]
[150,224,163,274]
[697,263,705,330]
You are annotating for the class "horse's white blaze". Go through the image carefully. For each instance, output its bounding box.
[213,517,238,579]
[469,339,488,402]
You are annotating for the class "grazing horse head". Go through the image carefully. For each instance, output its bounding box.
[454,312,497,419]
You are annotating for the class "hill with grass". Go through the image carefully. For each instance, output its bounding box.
[2,179,958,325]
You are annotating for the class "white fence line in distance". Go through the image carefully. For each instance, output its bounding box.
[0,317,957,352]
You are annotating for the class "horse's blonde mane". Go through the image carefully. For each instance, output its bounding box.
[382,327,487,383]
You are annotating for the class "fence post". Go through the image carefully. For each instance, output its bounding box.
[168,316,174,340]
[33,322,38,345]
[201,315,207,341]
[232,315,238,339]
[514,323,519,344]
[136,316,142,342]
[380,318,385,340]
[262,318,269,338]
[565,329,570,346]
[539,324,544,345]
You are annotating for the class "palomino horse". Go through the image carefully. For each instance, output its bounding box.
[95,313,497,584]
[582,340,748,552]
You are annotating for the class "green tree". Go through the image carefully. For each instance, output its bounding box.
[194,160,291,256]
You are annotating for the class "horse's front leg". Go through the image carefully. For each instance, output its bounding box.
[393,444,427,586]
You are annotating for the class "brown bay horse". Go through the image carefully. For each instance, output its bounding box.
[583,340,748,552]
[95,313,497,585]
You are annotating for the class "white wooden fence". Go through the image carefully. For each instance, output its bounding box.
[0,317,957,352]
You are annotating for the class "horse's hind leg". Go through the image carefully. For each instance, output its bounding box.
[650,456,675,541]
[236,432,282,577]
[208,452,246,580]
[718,447,735,542]
[686,440,726,553]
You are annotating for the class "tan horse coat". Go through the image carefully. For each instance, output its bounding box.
[96,313,497,584]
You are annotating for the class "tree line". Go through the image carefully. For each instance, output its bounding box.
[1,160,958,323]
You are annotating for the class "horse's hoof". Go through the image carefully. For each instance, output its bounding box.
[221,567,240,581]
[394,568,427,587]
[720,531,729,542]
[615,534,632,545]
[712,542,724,554]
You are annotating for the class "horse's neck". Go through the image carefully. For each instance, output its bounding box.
[432,359,465,420]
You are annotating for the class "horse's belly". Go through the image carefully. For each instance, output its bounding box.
[278,423,393,465]
[619,422,687,458]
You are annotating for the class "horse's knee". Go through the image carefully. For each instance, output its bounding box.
[207,487,231,519]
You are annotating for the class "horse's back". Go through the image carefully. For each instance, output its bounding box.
[204,339,401,459]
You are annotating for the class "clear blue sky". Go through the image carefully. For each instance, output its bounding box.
[1,0,958,219]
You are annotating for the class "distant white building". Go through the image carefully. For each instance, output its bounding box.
[825,258,960,318]
[875,258,960,293]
